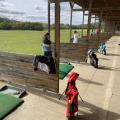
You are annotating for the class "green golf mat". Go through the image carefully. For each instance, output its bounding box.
[0,93,24,120]
[59,63,74,79]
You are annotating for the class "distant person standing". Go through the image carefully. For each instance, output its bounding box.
[42,32,52,57]
[73,31,79,43]
[96,29,100,36]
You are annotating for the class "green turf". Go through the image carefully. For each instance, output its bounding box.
[0,30,87,55]
[0,93,23,120]
[59,63,74,79]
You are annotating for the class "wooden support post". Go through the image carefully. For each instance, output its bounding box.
[98,18,102,42]
[91,17,94,34]
[103,20,106,33]
[112,22,116,34]
[86,0,92,62]
[98,11,103,42]
[48,0,51,38]
[55,0,60,93]
[93,15,97,34]
[69,2,74,42]
[113,22,116,35]
[107,21,110,33]
[81,10,85,37]
[87,0,92,38]
[98,12,103,33]
[110,22,114,34]
[104,21,108,32]
[102,22,105,32]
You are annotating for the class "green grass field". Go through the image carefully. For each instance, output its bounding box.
[0,30,87,55]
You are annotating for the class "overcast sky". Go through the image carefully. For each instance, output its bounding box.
[0,0,92,25]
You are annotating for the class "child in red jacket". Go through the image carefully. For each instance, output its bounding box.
[65,72,79,119]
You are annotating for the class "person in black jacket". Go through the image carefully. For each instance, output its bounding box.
[42,33,52,57]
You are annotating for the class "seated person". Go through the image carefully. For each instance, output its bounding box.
[33,55,56,74]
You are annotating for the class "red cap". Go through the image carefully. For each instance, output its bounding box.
[67,72,79,83]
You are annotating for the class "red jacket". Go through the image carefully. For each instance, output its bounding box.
[65,82,79,117]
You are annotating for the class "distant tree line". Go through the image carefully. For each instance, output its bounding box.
[0,17,100,30]
[0,17,45,30]
[52,23,99,29]
[0,21,45,30]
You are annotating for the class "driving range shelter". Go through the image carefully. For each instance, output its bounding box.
[0,0,120,93]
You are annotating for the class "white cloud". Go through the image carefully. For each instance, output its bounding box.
[34,5,41,11]
[0,8,25,15]
[0,0,26,20]
[0,0,87,25]
[0,1,14,7]
[25,15,47,22]
[0,0,14,9]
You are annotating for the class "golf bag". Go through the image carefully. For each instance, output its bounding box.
[89,52,98,68]
[33,55,56,74]
[65,72,79,119]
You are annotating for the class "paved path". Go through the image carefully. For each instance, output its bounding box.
[0,36,120,120]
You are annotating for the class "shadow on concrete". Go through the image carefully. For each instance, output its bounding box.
[107,53,120,57]
[73,111,120,120]
[98,65,120,71]
[71,101,120,120]
[2,80,60,99]
[99,58,110,60]
[80,62,92,67]
[25,87,120,120]
[3,81,120,120]
[13,81,120,120]
[28,89,120,120]
[77,77,103,86]
[21,83,120,120]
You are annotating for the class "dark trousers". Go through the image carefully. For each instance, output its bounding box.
[44,51,52,57]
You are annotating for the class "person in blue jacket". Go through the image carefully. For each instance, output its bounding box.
[99,42,106,55]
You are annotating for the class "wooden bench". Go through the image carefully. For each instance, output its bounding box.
[88,36,100,50]
[80,36,100,50]
[0,52,59,93]
[99,33,112,42]
[52,43,88,62]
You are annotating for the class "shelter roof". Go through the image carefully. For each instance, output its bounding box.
[51,0,120,21]
[74,0,120,21]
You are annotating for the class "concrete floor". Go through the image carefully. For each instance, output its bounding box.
[0,36,120,120]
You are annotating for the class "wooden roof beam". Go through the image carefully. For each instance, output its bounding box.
[50,0,70,3]
[73,7,120,12]
[72,8,84,11]
[103,16,120,18]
